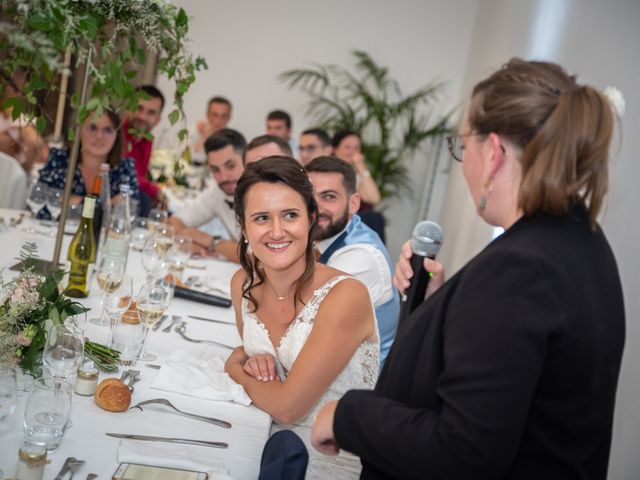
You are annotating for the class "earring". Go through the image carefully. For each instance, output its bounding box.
[479,176,494,211]
[243,237,249,244]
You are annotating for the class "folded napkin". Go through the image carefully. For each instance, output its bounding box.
[189,275,232,298]
[151,348,251,406]
[118,439,234,479]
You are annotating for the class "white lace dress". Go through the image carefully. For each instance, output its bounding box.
[242,275,380,479]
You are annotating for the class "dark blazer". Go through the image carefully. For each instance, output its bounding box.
[334,205,625,480]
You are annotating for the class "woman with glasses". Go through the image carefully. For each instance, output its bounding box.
[311,58,625,479]
[37,108,140,212]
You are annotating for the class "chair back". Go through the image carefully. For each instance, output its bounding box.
[0,152,28,209]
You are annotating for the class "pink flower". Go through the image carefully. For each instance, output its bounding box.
[11,287,24,303]
[15,331,32,347]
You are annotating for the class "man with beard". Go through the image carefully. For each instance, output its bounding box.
[306,156,399,367]
[169,128,246,262]
[122,85,165,215]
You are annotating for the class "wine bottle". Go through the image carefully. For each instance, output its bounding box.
[65,196,97,298]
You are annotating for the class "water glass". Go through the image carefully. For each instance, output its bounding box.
[23,378,72,450]
[148,208,168,225]
[46,187,64,222]
[112,313,146,366]
[42,324,84,380]
[0,365,17,422]
[169,235,192,281]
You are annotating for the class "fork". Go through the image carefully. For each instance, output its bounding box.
[175,322,233,349]
[68,459,85,480]
[161,315,180,333]
[130,398,231,428]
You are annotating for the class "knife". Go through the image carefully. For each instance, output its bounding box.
[188,315,235,325]
[152,314,169,331]
[106,433,228,448]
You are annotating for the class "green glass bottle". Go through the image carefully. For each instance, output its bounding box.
[66,196,97,298]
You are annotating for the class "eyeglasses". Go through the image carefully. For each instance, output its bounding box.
[85,123,116,137]
[446,133,480,162]
[446,133,506,162]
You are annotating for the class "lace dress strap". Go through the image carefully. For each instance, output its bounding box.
[303,275,352,317]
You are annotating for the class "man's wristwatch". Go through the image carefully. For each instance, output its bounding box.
[209,235,222,253]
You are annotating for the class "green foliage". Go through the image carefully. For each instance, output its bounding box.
[0,243,119,376]
[280,50,453,200]
[0,0,207,142]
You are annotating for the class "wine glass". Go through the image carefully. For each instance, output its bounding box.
[169,235,192,282]
[42,324,84,381]
[141,237,170,284]
[130,217,151,252]
[24,181,49,233]
[112,312,145,367]
[0,365,17,422]
[90,256,125,326]
[153,223,175,258]
[104,275,133,344]
[136,283,171,362]
[149,208,168,225]
[46,187,64,223]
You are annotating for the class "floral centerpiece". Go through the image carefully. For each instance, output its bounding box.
[0,243,120,376]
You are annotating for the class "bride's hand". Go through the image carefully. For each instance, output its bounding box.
[243,353,277,382]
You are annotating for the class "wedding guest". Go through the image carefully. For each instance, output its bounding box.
[311,58,625,480]
[191,96,232,164]
[332,130,381,207]
[244,135,292,165]
[38,108,140,208]
[122,85,165,215]
[298,128,332,166]
[266,110,298,157]
[225,156,379,479]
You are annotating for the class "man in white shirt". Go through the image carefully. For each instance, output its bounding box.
[169,128,245,262]
[306,156,399,368]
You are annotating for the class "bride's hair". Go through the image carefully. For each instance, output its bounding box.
[234,156,319,313]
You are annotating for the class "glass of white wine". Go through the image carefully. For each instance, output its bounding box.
[90,256,125,327]
[136,283,171,362]
[169,235,192,282]
[153,224,175,258]
[104,276,133,345]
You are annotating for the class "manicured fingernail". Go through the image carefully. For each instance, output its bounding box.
[257,376,262,381]
[270,375,274,381]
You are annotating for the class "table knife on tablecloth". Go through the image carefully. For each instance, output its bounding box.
[106,433,228,448]
[187,315,235,325]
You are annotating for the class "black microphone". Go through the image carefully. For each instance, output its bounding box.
[397,220,443,325]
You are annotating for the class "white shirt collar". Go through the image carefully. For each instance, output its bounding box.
[315,217,354,253]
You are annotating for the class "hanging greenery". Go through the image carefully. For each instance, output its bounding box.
[0,0,207,140]
[281,50,453,200]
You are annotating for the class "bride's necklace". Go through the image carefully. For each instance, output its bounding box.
[265,278,291,301]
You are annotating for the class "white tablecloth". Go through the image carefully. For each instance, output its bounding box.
[0,209,271,479]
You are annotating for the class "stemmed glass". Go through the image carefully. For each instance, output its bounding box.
[104,275,133,345]
[153,223,175,257]
[141,237,170,284]
[130,217,151,252]
[90,256,125,326]
[149,208,168,225]
[46,187,64,222]
[24,181,49,233]
[136,283,171,362]
[169,235,192,282]
[42,324,84,381]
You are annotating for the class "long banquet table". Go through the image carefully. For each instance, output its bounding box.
[0,209,271,479]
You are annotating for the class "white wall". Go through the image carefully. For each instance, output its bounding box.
[438,1,640,478]
[157,0,478,257]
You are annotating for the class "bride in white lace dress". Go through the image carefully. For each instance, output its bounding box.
[224,157,380,479]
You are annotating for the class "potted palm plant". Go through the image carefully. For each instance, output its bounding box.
[280,50,453,200]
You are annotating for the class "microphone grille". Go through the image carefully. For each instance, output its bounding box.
[411,220,443,258]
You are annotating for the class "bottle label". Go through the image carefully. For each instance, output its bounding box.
[82,197,96,218]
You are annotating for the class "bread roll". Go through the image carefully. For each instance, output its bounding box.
[95,378,131,412]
